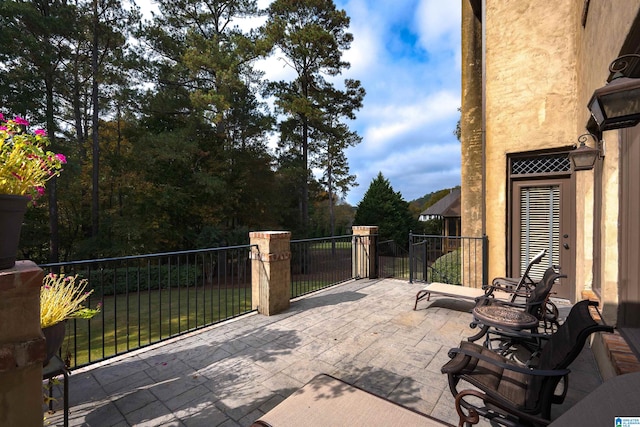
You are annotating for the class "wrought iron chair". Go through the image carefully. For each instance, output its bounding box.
[484,249,547,302]
[441,300,613,427]
[467,267,565,351]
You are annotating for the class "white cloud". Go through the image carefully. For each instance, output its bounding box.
[348,142,461,203]
[414,0,462,53]
[203,0,462,205]
[342,25,379,75]
[361,91,459,152]
[256,48,298,83]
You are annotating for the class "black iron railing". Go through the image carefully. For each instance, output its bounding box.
[40,245,254,369]
[409,233,487,288]
[377,239,410,279]
[290,235,354,298]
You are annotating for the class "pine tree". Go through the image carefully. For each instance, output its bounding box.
[265,0,364,235]
[354,173,418,246]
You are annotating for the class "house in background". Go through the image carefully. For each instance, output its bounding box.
[419,188,461,254]
[460,0,640,377]
[419,187,461,233]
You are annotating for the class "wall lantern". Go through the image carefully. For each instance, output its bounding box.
[588,54,640,131]
[569,133,601,171]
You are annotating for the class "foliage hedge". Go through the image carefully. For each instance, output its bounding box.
[66,259,249,297]
[429,249,461,285]
[80,265,204,297]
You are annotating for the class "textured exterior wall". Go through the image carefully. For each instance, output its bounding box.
[461,0,640,378]
[460,0,484,287]
[483,0,579,280]
[461,0,640,309]
[575,0,640,324]
[460,0,484,239]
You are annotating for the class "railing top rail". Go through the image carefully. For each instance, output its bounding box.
[290,234,353,244]
[409,234,485,240]
[39,244,257,269]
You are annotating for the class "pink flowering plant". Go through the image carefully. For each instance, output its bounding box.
[0,113,66,201]
[40,273,101,328]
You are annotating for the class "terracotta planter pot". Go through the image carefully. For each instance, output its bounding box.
[42,321,66,366]
[0,194,29,270]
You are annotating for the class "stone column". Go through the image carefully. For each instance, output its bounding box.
[0,261,46,427]
[249,231,291,316]
[352,226,378,279]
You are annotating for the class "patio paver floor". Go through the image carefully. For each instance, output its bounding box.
[44,278,604,426]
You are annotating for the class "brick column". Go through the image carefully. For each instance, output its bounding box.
[249,231,291,316]
[0,261,46,427]
[352,226,378,279]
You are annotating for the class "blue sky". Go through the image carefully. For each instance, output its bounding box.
[253,0,462,205]
[334,0,462,205]
[144,0,462,206]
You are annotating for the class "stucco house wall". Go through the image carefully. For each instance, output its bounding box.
[461,0,640,323]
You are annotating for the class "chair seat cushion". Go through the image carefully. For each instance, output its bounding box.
[441,341,531,409]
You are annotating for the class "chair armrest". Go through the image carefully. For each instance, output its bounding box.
[485,283,531,297]
[444,346,570,377]
[474,297,527,309]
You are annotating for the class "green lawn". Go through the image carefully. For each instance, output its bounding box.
[62,284,252,368]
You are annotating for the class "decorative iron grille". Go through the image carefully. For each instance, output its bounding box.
[511,154,571,175]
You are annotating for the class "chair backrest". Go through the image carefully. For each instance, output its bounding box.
[525,267,562,319]
[526,300,613,411]
[512,249,547,294]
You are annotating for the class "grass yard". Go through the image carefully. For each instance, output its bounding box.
[62,284,252,368]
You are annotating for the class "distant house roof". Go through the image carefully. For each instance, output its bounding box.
[419,188,461,219]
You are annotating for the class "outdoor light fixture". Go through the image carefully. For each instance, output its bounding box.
[569,133,601,171]
[588,54,640,131]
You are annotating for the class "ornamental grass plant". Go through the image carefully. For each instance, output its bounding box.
[0,113,66,201]
[40,274,100,328]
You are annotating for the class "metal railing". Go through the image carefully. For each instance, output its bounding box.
[377,239,410,279]
[409,233,487,288]
[290,235,354,298]
[40,245,254,369]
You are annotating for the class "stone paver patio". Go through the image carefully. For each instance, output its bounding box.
[45,278,603,426]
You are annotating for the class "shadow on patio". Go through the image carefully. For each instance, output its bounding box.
[45,278,603,427]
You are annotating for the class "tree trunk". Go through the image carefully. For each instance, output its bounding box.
[328,163,336,256]
[301,114,309,233]
[45,78,59,263]
[91,0,100,239]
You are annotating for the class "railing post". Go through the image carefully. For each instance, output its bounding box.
[0,261,46,427]
[409,231,414,283]
[482,234,489,288]
[249,231,291,316]
[351,226,378,279]
[423,238,428,282]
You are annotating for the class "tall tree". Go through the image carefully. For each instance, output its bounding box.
[0,0,79,262]
[88,0,139,241]
[354,173,419,246]
[265,0,363,234]
[314,80,364,236]
[134,0,275,248]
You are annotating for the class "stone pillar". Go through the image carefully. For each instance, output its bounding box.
[249,231,291,316]
[352,226,378,279]
[0,261,46,427]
